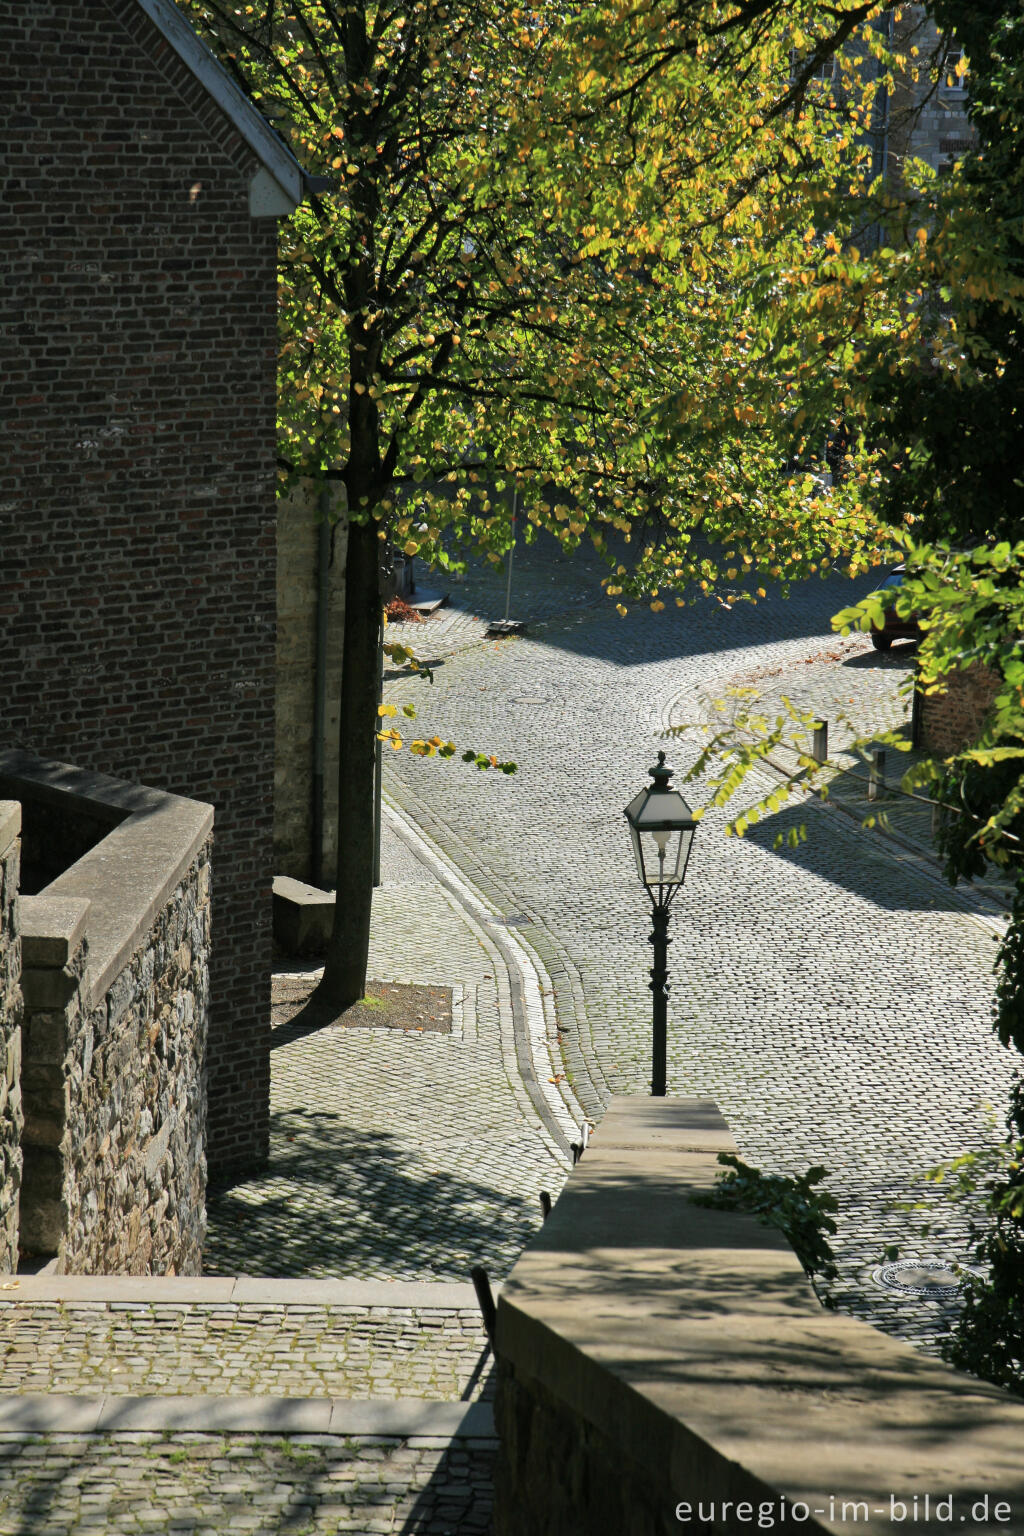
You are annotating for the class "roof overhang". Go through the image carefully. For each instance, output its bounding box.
[135,0,309,217]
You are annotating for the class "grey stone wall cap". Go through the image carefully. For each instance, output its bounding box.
[0,1395,495,1439]
[273,874,333,905]
[0,751,213,1007]
[0,1275,483,1308]
[0,801,20,858]
[498,1094,1024,1530]
[19,895,91,967]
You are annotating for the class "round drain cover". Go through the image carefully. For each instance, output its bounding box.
[872,1259,965,1297]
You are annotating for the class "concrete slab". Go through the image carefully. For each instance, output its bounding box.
[229,1277,482,1309]
[272,874,333,956]
[95,1397,334,1433]
[328,1399,495,1438]
[1,1276,236,1303]
[0,1395,105,1432]
[19,895,91,968]
[0,801,20,858]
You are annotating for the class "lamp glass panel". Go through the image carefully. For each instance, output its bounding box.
[637,824,693,887]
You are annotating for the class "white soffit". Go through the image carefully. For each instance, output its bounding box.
[134,0,305,216]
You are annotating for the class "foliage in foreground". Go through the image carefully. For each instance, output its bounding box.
[186,0,910,1006]
[694,1152,839,1294]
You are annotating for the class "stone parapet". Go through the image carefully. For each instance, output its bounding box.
[494,1096,1024,1536]
[0,754,212,1275]
[0,803,24,1272]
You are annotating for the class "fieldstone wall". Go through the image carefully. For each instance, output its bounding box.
[495,1360,677,1536]
[275,479,347,883]
[921,663,1001,757]
[0,803,24,1273]
[19,839,211,1276]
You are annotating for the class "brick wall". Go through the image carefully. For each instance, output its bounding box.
[0,0,279,1174]
[0,805,24,1273]
[920,664,1002,758]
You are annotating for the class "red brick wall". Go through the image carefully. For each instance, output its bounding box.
[920,664,1002,757]
[1,0,278,1175]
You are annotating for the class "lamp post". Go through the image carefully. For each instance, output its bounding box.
[624,751,698,1097]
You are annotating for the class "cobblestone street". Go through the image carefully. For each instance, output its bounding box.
[380,538,1017,1345]
[1,538,1018,1533]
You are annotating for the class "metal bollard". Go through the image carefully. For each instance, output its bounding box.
[539,1191,552,1222]
[812,720,828,765]
[470,1265,496,1348]
[868,748,886,802]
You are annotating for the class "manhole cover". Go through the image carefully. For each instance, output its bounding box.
[510,695,546,704]
[872,1259,968,1298]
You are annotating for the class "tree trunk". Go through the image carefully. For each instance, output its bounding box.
[315,515,382,1011]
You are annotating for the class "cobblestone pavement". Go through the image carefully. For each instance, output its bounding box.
[0,1432,495,1535]
[0,1302,489,1401]
[205,831,569,1282]
[389,534,607,665]
[379,546,1018,1349]
[693,629,1014,915]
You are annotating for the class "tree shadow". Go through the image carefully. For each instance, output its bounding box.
[204,1104,539,1279]
[741,798,990,916]
[0,1432,496,1535]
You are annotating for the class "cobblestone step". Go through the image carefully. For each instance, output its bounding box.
[0,1279,491,1402]
[0,1425,496,1535]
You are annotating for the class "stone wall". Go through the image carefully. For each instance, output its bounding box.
[0,804,23,1273]
[495,1097,1024,1536]
[921,663,1001,757]
[2,755,212,1275]
[275,479,348,884]
[890,7,973,182]
[1,0,282,1175]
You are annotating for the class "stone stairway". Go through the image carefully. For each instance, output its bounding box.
[0,1276,496,1535]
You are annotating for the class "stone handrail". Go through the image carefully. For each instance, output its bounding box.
[494,1096,1024,1535]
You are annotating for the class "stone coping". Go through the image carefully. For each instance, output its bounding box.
[0,750,213,1006]
[497,1096,1024,1536]
[0,800,19,859]
[1,1276,484,1308]
[0,1395,495,1437]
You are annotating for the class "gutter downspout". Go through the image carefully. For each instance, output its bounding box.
[312,483,331,888]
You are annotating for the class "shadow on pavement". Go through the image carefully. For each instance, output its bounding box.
[0,1435,496,1535]
[204,1105,538,1279]
[742,799,983,916]
[841,642,918,670]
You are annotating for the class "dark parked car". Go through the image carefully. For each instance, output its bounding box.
[871,564,922,651]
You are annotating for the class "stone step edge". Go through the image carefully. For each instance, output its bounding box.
[1,1276,487,1309]
[0,1395,496,1439]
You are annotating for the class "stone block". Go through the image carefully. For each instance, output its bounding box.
[22,1012,67,1067]
[20,965,81,1012]
[495,1095,1024,1536]
[18,895,90,968]
[0,802,20,861]
[272,874,334,956]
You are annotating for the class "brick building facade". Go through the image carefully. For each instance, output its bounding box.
[1,0,310,1175]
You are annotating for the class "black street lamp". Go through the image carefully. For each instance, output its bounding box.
[624,751,698,1097]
